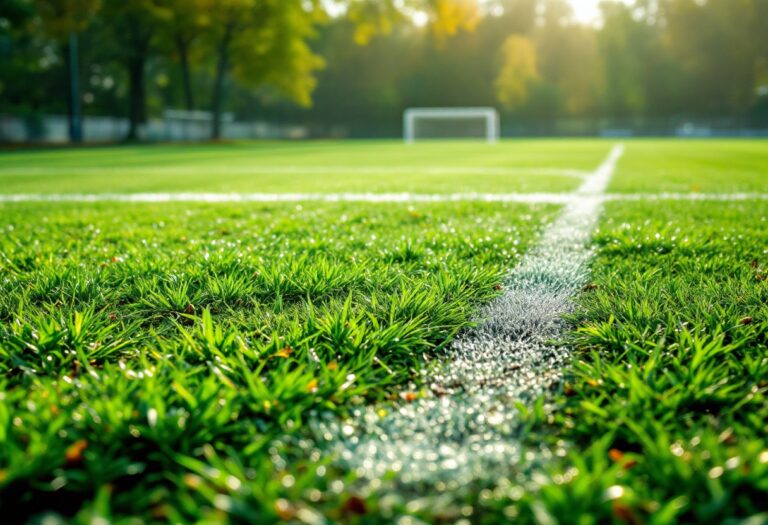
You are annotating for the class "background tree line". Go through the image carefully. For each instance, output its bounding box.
[1,0,767,140]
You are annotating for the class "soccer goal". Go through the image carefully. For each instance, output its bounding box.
[403,107,500,143]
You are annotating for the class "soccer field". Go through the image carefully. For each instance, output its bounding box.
[1,139,767,523]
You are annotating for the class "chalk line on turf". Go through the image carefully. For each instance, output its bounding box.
[0,191,766,204]
[0,165,589,178]
[310,145,624,490]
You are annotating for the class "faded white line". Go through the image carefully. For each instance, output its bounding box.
[0,165,589,178]
[0,191,766,204]
[311,145,625,492]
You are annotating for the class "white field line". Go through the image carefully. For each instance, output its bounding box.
[0,165,589,178]
[311,145,624,490]
[0,191,766,204]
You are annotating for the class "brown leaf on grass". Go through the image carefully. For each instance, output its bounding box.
[609,449,638,469]
[274,347,293,359]
[609,449,625,462]
[185,303,195,314]
[583,283,599,291]
[341,495,367,516]
[65,439,88,465]
[274,499,296,520]
[494,284,503,291]
[612,502,642,525]
[739,316,754,325]
[399,391,418,402]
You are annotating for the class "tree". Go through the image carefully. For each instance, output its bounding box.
[597,1,649,118]
[156,0,208,111]
[31,0,101,142]
[201,0,325,139]
[534,4,599,118]
[495,35,538,110]
[662,0,764,117]
[345,0,480,44]
[99,0,165,141]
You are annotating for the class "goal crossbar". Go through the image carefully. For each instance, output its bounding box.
[403,107,500,143]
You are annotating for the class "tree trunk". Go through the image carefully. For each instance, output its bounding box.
[176,36,195,111]
[126,55,147,141]
[65,34,82,143]
[211,26,233,140]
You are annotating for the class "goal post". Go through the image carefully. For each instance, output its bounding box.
[403,107,500,143]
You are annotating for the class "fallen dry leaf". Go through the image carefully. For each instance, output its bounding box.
[341,495,367,516]
[274,347,293,359]
[399,391,418,402]
[65,439,88,465]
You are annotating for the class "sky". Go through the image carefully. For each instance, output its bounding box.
[568,0,604,24]
[324,1,624,27]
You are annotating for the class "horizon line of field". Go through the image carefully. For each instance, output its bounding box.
[0,192,766,204]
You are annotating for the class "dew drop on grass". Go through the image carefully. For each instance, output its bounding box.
[709,466,724,479]
[605,485,625,500]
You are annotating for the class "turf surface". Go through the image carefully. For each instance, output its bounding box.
[0,200,554,521]
[0,140,610,194]
[608,140,768,194]
[526,200,768,524]
[0,139,767,523]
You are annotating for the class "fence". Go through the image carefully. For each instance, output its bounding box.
[3,113,768,143]
[0,113,309,144]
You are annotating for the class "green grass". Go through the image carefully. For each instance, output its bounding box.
[0,200,554,522]
[1,139,767,523]
[518,201,768,524]
[0,140,611,194]
[608,139,768,194]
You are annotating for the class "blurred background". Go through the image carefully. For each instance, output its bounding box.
[2,0,767,143]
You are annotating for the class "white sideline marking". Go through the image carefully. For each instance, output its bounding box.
[0,165,589,178]
[0,191,766,204]
[311,145,625,490]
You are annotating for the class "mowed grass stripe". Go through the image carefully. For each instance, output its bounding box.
[0,140,613,194]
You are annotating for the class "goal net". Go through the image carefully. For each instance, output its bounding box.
[403,107,500,143]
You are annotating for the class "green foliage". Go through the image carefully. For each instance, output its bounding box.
[495,35,539,110]
[4,0,768,139]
